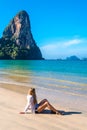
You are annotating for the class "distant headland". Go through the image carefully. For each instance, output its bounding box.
[57,55,87,61]
[0,10,43,60]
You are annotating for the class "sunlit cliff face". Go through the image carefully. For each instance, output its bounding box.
[14,16,21,37]
[14,15,29,34]
[12,13,32,47]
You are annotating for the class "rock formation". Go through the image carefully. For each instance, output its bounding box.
[0,10,43,60]
[66,56,80,61]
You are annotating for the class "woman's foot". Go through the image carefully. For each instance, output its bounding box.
[56,111,63,115]
[51,110,62,115]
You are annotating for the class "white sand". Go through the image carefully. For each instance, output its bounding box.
[0,87,87,130]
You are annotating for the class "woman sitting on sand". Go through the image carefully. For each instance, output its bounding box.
[20,88,62,115]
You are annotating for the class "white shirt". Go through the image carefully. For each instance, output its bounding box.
[24,95,35,113]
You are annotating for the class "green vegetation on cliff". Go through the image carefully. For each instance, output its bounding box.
[0,38,42,60]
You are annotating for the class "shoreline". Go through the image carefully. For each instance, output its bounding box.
[0,86,87,130]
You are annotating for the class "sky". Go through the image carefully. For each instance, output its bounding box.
[0,0,87,59]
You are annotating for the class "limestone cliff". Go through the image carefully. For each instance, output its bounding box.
[0,10,43,60]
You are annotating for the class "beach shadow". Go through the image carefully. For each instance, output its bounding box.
[38,110,82,115]
[60,110,82,116]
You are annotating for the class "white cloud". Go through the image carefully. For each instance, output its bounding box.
[63,39,82,47]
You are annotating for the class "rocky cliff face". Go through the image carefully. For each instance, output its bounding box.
[0,10,43,59]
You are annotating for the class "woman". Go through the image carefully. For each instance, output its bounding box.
[20,88,62,115]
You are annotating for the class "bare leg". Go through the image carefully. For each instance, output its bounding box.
[37,99,60,114]
[38,99,48,106]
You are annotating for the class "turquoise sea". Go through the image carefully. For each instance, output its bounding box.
[0,60,87,113]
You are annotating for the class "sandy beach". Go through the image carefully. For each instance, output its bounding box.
[0,83,87,130]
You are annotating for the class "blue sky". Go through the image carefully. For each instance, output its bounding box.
[0,0,87,59]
